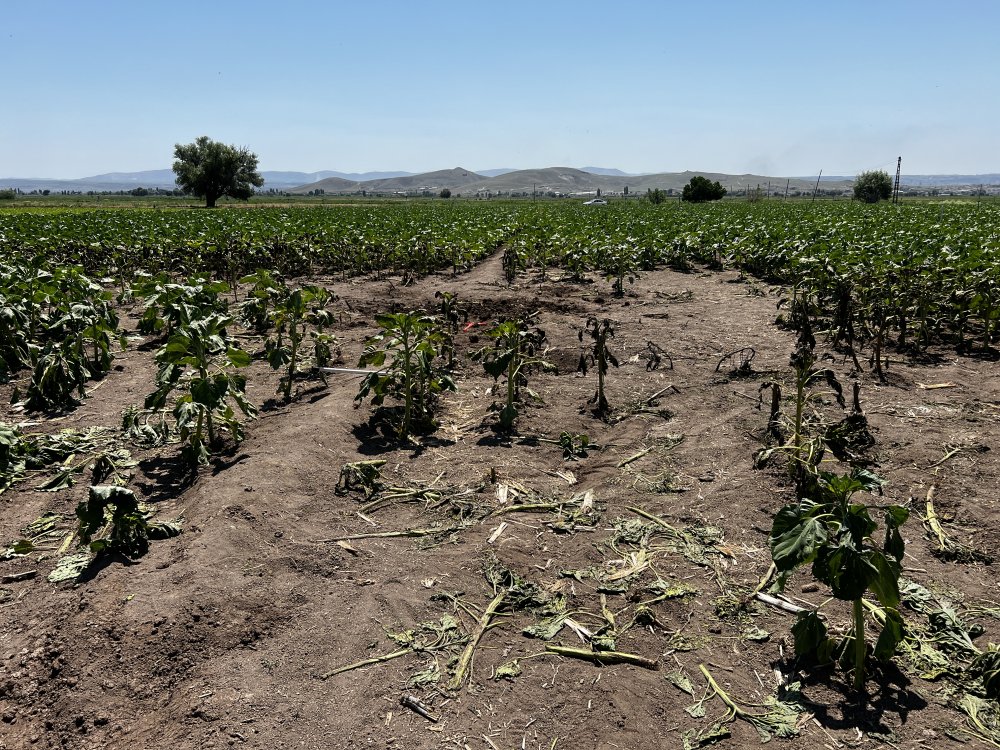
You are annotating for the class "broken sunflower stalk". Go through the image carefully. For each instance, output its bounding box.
[0,424,136,495]
[680,664,805,747]
[448,591,506,690]
[490,486,600,534]
[319,614,466,681]
[544,644,658,670]
[923,486,993,564]
[2,512,66,561]
[334,460,387,499]
[449,553,562,691]
[322,521,468,544]
[956,694,1000,747]
[622,506,730,567]
[360,485,446,514]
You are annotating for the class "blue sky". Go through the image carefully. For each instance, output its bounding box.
[3,1,997,177]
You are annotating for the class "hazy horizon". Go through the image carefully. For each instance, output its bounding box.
[4,1,998,177]
[7,166,1000,184]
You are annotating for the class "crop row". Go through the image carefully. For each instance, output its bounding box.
[2,201,999,401]
[0,204,520,280]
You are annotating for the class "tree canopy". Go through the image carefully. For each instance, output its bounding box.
[853,170,892,204]
[172,137,264,208]
[681,176,727,203]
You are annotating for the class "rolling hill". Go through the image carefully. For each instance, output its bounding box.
[4,166,997,196]
[288,167,850,197]
[412,168,853,196]
[0,169,413,193]
[292,168,484,195]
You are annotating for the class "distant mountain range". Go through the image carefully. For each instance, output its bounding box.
[294,168,854,196]
[0,169,414,192]
[2,167,998,195]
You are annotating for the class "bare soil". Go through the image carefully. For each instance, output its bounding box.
[1,253,998,750]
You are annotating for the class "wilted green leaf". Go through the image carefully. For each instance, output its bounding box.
[48,551,93,582]
[406,661,440,688]
[742,626,771,643]
[494,659,522,682]
[522,614,567,641]
[682,723,730,750]
[970,647,1000,700]
[666,670,695,696]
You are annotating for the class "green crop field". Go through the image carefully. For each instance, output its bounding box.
[2,200,998,385]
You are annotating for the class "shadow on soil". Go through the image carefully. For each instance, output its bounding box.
[795,662,928,735]
[136,455,197,502]
[352,411,456,458]
[260,385,331,413]
[211,452,251,476]
[76,551,140,584]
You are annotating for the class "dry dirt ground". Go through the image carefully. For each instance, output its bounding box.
[1,252,998,750]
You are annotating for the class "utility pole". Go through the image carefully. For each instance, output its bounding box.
[892,156,901,204]
[812,170,823,202]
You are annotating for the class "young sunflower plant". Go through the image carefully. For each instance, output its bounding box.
[144,312,256,468]
[355,312,455,440]
[472,316,555,431]
[770,470,908,691]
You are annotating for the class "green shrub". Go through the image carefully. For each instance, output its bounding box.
[853,170,892,204]
[682,176,727,203]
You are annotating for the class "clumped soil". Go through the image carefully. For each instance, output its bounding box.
[1,252,998,750]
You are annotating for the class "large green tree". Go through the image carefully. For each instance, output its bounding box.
[172,137,264,208]
[853,170,892,204]
[681,175,727,203]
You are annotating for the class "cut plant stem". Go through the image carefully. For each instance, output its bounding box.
[753,562,777,594]
[698,663,742,717]
[754,592,806,615]
[1,570,37,583]
[399,694,438,723]
[448,591,506,690]
[545,644,658,670]
[645,384,679,404]
[922,484,990,563]
[923,447,963,470]
[923,485,948,548]
[321,525,461,542]
[320,647,413,680]
[320,367,384,376]
[617,447,652,468]
[625,505,690,539]
[487,522,508,544]
[626,505,680,533]
[490,502,562,516]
